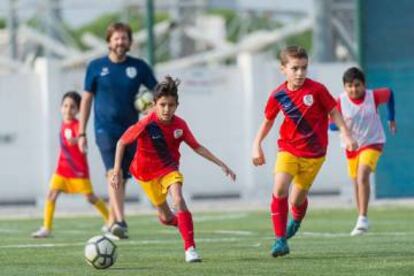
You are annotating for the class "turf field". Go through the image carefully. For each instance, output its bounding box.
[0,206,413,275]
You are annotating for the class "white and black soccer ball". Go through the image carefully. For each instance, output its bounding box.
[84,235,117,269]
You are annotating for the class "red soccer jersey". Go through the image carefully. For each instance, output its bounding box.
[120,112,201,181]
[265,78,337,158]
[55,119,89,178]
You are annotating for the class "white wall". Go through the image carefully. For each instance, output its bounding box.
[0,57,354,205]
[0,73,42,201]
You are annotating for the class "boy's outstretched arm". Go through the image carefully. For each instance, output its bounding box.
[110,122,145,190]
[386,91,397,135]
[193,146,236,181]
[252,118,274,166]
[375,88,397,135]
[329,108,358,151]
[78,92,94,153]
[111,140,126,190]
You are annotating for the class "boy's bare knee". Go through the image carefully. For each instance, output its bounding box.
[357,173,370,186]
[47,190,60,201]
[173,197,188,211]
[172,195,183,205]
[273,187,289,198]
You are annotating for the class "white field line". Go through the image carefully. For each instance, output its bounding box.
[2,231,413,249]
[0,237,241,249]
[0,228,24,233]
[301,231,414,238]
[213,230,253,236]
[0,213,249,234]
[195,213,248,222]
[109,213,250,226]
[157,229,254,236]
[57,230,88,234]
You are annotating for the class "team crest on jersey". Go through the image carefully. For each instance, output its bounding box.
[174,129,183,139]
[64,129,72,140]
[303,94,314,106]
[126,67,137,78]
[100,67,109,76]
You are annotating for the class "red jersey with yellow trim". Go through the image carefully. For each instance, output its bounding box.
[56,119,89,178]
[265,78,337,158]
[120,112,201,181]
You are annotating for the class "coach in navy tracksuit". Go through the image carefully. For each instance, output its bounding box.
[78,22,157,239]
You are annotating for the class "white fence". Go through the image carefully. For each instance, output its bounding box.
[0,55,353,206]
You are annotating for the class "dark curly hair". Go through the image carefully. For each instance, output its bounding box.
[154,76,180,104]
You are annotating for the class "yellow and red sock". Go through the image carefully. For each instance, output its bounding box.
[177,211,195,250]
[291,198,308,222]
[270,195,288,238]
[43,200,56,230]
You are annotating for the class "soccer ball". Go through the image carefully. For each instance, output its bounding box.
[84,235,117,269]
[135,91,154,112]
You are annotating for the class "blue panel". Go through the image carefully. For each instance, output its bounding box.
[361,0,414,198]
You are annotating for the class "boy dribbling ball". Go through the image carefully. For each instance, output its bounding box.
[111,76,236,262]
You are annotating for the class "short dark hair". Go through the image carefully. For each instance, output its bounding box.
[154,76,180,104]
[106,22,133,43]
[342,67,365,84]
[279,45,308,65]
[62,91,81,109]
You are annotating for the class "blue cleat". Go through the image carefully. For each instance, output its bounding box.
[271,237,290,257]
[287,219,301,239]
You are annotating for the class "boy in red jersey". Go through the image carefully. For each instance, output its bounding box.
[252,46,357,257]
[332,67,396,236]
[32,92,109,238]
[111,76,236,262]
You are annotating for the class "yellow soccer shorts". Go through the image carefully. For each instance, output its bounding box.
[138,171,184,206]
[274,151,325,190]
[347,149,382,179]
[50,174,93,194]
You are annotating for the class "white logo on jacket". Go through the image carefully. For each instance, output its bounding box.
[100,67,109,76]
[126,67,137,78]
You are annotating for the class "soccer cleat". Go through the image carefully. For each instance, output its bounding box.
[185,246,202,263]
[31,227,51,238]
[350,227,368,236]
[271,237,290,257]
[110,223,128,239]
[101,224,110,234]
[119,220,128,232]
[104,232,120,241]
[286,219,301,239]
[350,217,369,236]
